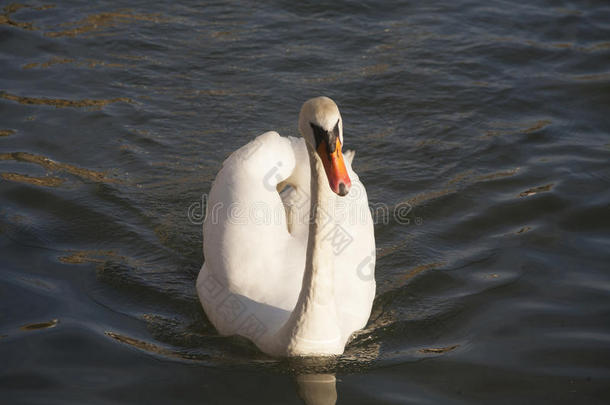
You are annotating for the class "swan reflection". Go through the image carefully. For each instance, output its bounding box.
[296,374,337,405]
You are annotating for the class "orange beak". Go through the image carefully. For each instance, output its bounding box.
[317,138,351,196]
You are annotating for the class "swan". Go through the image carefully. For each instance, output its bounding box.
[197,97,376,356]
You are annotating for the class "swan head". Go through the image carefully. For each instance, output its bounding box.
[298,96,351,196]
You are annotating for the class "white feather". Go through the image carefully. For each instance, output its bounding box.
[197,98,375,356]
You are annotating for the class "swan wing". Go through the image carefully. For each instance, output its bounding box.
[198,132,307,340]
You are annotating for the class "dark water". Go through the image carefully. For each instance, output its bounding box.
[1,0,609,403]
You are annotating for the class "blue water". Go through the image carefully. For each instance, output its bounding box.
[1,1,609,403]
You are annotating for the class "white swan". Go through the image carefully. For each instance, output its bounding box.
[197,97,375,356]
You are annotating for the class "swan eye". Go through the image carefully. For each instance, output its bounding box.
[310,122,338,153]
[310,123,326,150]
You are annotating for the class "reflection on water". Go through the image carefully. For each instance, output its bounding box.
[296,374,337,405]
[287,357,339,405]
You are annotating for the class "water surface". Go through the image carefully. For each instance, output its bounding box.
[1,0,609,403]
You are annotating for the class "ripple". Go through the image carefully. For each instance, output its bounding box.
[22,57,74,70]
[58,249,121,264]
[45,11,166,38]
[481,119,553,139]
[22,57,130,70]
[519,183,554,197]
[1,172,64,187]
[400,261,447,282]
[105,331,178,358]
[476,168,521,182]
[0,91,132,109]
[0,3,54,31]
[0,151,117,183]
[399,188,457,208]
[417,344,460,354]
[20,318,59,331]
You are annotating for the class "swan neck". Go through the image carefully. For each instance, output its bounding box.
[275,143,341,355]
[306,145,336,304]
